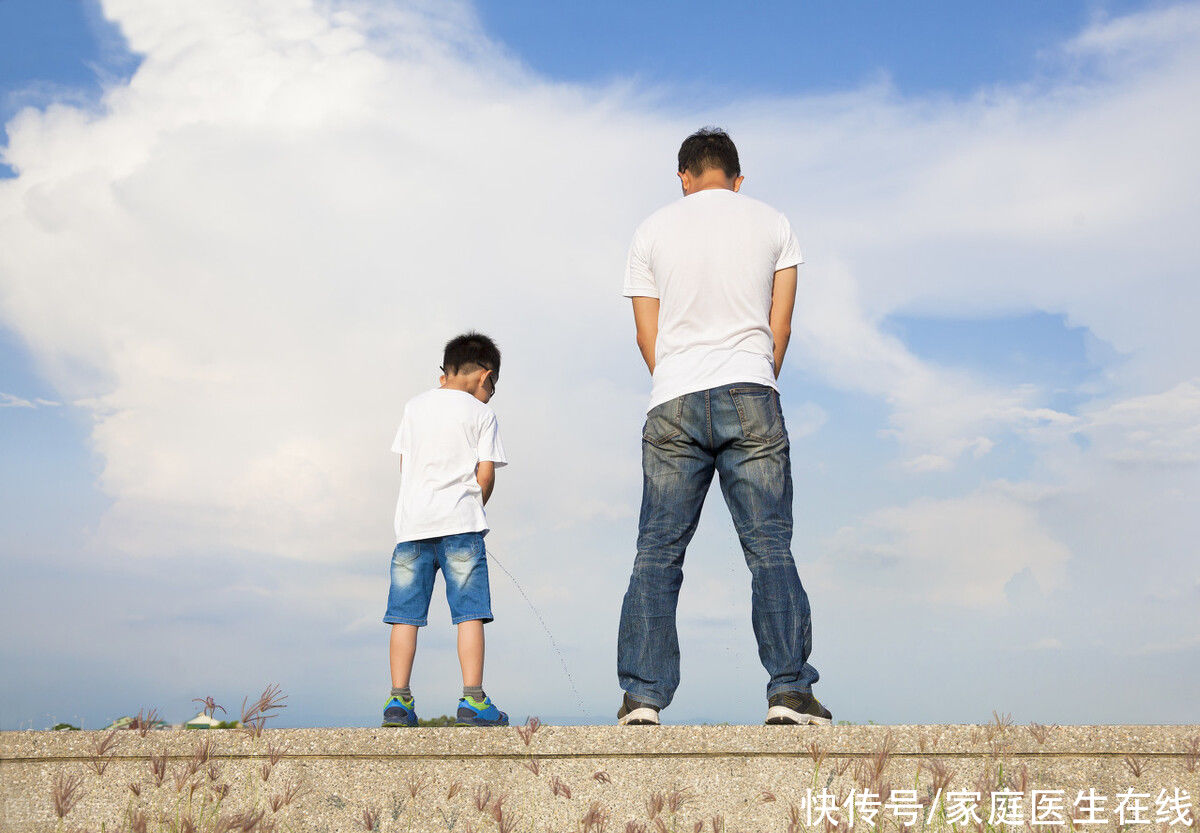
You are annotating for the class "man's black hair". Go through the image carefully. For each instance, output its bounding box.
[443,332,501,380]
[677,127,741,178]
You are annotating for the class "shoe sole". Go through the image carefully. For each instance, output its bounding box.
[765,705,833,726]
[617,707,661,726]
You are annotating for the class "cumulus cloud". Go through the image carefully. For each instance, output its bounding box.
[820,489,1071,609]
[3,0,1198,563]
[2,0,1200,721]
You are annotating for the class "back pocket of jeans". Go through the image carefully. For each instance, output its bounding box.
[729,387,784,443]
[391,541,421,566]
[642,396,684,445]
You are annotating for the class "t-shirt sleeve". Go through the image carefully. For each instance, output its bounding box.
[622,225,659,298]
[775,214,804,271]
[391,409,410,468]
[477,410,508,468]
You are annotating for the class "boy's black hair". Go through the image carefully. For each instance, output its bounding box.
[677,127,741,178]
[443,332,501,380]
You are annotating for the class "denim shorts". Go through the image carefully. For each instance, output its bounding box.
[383,531,494,626]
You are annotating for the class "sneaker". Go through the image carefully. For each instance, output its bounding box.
[455,694,509,727]
[617,691,661,726]
[382,694,418,727]
[765,690,833,725]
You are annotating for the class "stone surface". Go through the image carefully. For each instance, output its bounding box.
[2,724,1198,831]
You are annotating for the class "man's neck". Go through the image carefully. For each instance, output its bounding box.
[685,174,736,195]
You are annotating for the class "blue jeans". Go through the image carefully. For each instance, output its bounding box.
[617,383,820,708]
[383,532,494,626]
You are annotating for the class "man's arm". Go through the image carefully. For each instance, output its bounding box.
[632,296,660,374]
[769,266,797,377]
[476,460,495,505]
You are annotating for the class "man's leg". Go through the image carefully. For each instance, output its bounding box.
[617,394,714,711]
[713,386,820,699]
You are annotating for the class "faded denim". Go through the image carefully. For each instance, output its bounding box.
[384,531,493,626]
[617,383,820,708]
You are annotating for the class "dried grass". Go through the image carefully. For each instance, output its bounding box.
[1027,722,1057,745]
[51,770,84,818]
[515,716,542,746]
[130,707,160,737]
[89,728,120,775]
[240,684,287,739]
[550,776,572,799]
[1183,736,1200,773]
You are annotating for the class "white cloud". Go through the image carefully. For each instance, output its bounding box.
[0,0,1194,563]
[1081,378,1200,465]
[0,392,60,408]
[785,401,827,439]
[1,0,1199,724]
[1029,637,1064,651]
[820,489,1071,609]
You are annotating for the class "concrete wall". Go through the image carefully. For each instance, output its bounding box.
[3,724,1198,832]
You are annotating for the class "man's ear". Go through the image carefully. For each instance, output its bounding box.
[438,373,447,385]
[678,170,690,195]
[732,175,744,192]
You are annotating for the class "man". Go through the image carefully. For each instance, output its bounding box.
[617,127,831,726]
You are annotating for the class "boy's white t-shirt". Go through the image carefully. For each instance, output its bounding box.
[622,188,803,412]
[391,388,507,543]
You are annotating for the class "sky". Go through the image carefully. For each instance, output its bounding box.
[1,0,1198,730]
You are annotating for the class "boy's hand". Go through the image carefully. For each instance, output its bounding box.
[476,461,496,505]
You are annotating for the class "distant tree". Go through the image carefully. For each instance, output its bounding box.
[417,715,457,727]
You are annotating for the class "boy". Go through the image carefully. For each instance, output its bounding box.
[382,332,509,727]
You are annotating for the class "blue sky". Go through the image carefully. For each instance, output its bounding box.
[1,0,1198,730]
[473,0,1147,96]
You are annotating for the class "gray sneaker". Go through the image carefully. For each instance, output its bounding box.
[617,692,660,726]
[766,691,833,725]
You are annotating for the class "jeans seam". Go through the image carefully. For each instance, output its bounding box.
[704,390,713,447]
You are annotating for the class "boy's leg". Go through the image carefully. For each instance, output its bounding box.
[617,393,714,711]
[457,619,484,688]
[389,624,419,689]
[382,538,436,726]
[437,532,507,725]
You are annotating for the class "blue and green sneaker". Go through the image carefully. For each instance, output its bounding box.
[382,694,417,727]
[455,694,508,727]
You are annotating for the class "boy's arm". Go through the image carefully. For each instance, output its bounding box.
[632,296,659,374]
[769,266,797,377]
[476,460,496,505]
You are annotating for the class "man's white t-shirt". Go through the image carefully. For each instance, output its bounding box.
[622,188,803,412]
[391,388,507,543]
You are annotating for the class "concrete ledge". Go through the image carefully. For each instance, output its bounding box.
[3,725,1199,831]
